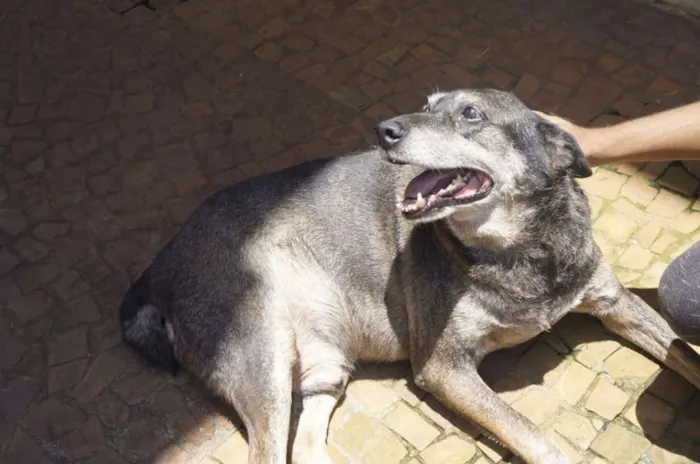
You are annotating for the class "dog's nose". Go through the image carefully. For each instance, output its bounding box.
[376,120,405,149]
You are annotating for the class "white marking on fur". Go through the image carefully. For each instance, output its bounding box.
[123,304,159,342]
[292,394,339,464]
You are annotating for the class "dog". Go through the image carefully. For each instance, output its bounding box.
[120,89,700,464]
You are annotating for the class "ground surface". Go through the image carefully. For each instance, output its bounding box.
[2,0,700,463]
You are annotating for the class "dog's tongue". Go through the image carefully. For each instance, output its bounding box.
[404,170,456,199]
[454,175,482,199]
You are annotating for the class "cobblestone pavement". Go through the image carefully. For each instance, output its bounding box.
[2,0,700,463]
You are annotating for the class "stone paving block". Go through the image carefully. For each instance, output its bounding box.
[574,339,620,369]
[593,211,637,243]
[360,422,408,463]
[511,386,562,426]
[617,243,655,270]
[551,361,597,406]
[552,410,597,450]
[419,435,476,464]
[603,346,660,386]
[476,436,511,462]
[384,402,441,451]
[658,165,699,196]
[585,379,630,420]
[578,169,627,200]
[623,392,675,439]
[646,189,692,218]
[590,423,650,464]
[345,379,398,417]
[544,429,582,463]
[648,369,696,406]
[212,430,248,462]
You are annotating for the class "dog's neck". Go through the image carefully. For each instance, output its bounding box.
[443,178,594,262]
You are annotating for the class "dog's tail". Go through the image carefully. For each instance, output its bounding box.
[119,273,180,375]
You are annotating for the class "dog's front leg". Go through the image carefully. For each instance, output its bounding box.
[414,360,570,464]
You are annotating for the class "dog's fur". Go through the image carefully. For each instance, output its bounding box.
[120,89,700,464]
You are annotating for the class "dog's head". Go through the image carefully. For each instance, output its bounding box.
[376,89,592,233]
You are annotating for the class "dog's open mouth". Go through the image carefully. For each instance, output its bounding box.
[401,168,493,216]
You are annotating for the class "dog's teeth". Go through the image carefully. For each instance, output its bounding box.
[415,193,426,208]
[454,174,465,185]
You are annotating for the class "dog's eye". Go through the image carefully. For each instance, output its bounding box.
[461,106,482,121]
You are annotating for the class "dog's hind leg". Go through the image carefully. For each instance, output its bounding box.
[581,265,700,389]
[206,318,295,464]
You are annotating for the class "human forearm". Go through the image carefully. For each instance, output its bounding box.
[538,101,700,166]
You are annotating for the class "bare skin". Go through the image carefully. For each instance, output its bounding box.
[537,101,700,166]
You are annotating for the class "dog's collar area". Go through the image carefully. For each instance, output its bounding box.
[401,168,493,216]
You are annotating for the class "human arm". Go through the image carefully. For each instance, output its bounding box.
[537,101,700,166]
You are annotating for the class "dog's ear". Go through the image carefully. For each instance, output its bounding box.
[537,120,592,179]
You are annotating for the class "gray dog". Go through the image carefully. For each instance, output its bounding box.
[120,89,700,464]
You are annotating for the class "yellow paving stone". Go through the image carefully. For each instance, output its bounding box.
[616,163,641,176]
[648,370,696,406]
[634,221,662,248]
[623,393,675,438]
[492,374,535,405]
[332,412,376,456]
[603,346,659,386]
[620,175,658,207]
[419,435,476,464]
[552,410,598,449]
[384,402,441,451]
[669,210,700,234]
[544,429,582,463]
[638,261,668,288]
[646,444,695,464]
[589,458,607,464]
[650,232,678,254]
[511,386,562,425]
[552,361,597,406]
[418,396,481,437]
[590,423,650,464]
[611,198,652,223]
[614,268,641,285]
[578,170,627,200]
[345,379,397,416]
[593,232,619,262]
[574,340,620,368]
[587,194,604,220]
[329,395,359,432]
[476,436,510,462]
[616,244,653,270]
[585,379,630,420]
[473,457,491,464]
[212,430,248,463]
[328,443,349,464]
[591,418,604,431]
[360,422,408,463]
[392,378,425,406]
[669,243,693,259]
[646,189,691,218]
[517,341,567,386]
[593,212,637,243]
